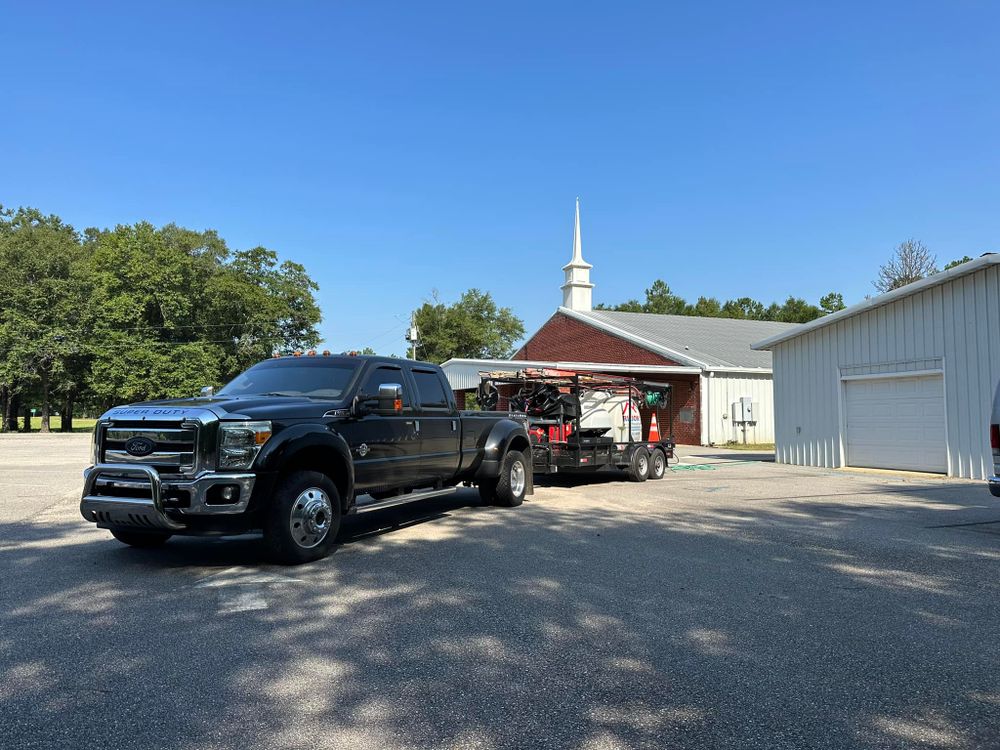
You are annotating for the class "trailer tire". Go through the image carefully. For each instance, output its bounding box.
[626,447,650,482]
[649,449,667,480]
[492,449,528,507]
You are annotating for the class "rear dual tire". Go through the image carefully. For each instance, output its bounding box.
[479,450,528,507]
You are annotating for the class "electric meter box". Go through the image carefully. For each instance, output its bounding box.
[731,397,757,423]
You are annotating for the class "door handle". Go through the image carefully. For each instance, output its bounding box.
[452,420,458,431]
[414,420,420,433]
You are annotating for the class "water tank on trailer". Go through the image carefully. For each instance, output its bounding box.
[579,391,643,442]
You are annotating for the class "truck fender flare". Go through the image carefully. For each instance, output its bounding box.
[476,419,532,492]
[255,425,355,508]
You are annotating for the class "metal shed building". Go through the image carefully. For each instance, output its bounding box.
[752,254,1000,479]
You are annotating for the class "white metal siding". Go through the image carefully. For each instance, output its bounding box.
[770,265,1000,479]
[705,372,776,445]
[843,375,946,472]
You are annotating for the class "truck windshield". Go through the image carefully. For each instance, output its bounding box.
[218,361,360,400]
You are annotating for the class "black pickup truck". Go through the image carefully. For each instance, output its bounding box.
[80,354,532,563]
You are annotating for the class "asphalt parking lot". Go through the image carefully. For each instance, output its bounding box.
[2,434,1000,749]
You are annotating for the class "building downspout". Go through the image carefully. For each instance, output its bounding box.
[699,372,710,446]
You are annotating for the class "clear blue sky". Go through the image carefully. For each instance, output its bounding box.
[3,1,998,353]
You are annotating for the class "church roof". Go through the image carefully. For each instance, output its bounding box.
[559,307,800,371]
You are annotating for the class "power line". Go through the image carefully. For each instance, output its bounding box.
[76,320,293,333]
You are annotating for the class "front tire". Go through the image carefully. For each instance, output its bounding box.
[626,447,650,482]
[264,471,341,565]
[110,529,172,548]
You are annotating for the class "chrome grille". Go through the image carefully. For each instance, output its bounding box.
[101,422,198,474]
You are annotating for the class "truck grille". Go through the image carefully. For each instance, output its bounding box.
[101,422,198,475]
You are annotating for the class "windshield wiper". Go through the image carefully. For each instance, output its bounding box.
[258,391,301,397]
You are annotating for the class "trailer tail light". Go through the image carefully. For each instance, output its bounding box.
[991,424,1000,454]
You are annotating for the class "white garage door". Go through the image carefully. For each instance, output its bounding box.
[844,374,946,473]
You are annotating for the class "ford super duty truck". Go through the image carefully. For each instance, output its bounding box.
[80,354,532,563]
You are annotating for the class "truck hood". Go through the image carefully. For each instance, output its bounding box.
[101,395,347,422]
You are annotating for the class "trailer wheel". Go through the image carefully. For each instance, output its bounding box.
[648,449,667,480]
[626,447,650,482]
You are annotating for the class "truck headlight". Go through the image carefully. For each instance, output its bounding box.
[219,421,272,470]
[91,424,101,465]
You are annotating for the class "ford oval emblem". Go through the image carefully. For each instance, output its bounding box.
[124,436,156,457]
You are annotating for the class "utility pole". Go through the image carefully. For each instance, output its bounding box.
[407,314,419,360]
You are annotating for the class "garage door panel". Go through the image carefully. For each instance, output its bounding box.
[844,374,946,473]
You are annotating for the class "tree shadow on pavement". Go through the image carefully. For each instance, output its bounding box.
[1,480,1000,750]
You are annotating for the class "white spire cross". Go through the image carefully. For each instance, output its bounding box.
[561,197,594,311]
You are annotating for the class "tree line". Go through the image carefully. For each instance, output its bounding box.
[597,241,980,322]
[595,280,846,322]
[0,206,321,432]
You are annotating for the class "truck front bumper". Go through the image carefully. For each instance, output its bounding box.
[81,463,256,532]
[988,476,1000,498]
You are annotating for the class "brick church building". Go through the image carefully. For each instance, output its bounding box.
[443,200,796,445]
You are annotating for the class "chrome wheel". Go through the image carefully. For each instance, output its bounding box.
[510,460,526,497]
[288,487,333,549]
[637,454,648,477]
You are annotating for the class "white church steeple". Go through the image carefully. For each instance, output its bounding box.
[561,197,594,311]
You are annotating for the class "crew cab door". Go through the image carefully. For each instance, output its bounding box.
[409,366,462,484]
[349,363,422,495]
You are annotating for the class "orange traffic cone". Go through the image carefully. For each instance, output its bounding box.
[648,412,661,442]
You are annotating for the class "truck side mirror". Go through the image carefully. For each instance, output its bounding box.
[200,386,215,398]
[377,383,404,415]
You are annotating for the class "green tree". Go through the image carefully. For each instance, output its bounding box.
[819,292,846,314]
[721,297,768,320]
[84,223,321,404]
[641,280,688,315]
[0,208,324,422]
[595,299,643,312]
[770,296,823,323]
[412,289,524,364]
[597,279,687,315]
[688,296,723,317]
[0,207,89,432]
[944,256,974,271]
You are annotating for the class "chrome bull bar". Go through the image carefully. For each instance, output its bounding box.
[81,463,185,531]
